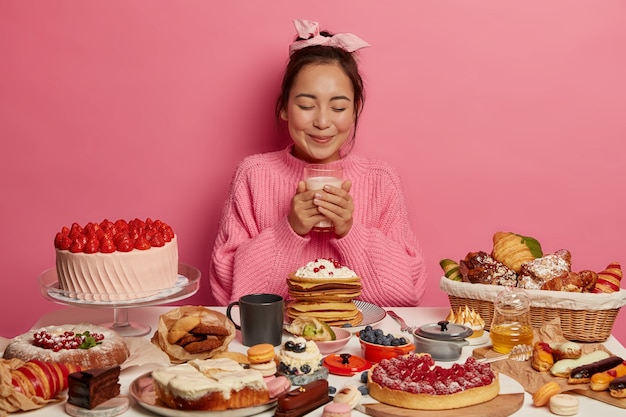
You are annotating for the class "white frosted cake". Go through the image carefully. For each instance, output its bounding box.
[151,358,270,410]
[54,218,178,301]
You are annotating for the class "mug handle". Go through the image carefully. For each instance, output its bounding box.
[226,301,242,330]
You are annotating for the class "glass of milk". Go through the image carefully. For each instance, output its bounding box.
[303,162,343,231]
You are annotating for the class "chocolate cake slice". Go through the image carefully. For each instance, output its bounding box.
[68,366,121,409]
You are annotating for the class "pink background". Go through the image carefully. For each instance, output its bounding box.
[1,1,625,345]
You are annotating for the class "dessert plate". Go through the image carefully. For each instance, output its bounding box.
[467,331,491,346]
[344,301,386,333]
[130,372,278,417]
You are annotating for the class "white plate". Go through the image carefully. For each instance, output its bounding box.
[343,300,386,333]
[467,331,491,346]
[130,372,278,417]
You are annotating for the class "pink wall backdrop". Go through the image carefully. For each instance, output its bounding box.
[1,1,625,344]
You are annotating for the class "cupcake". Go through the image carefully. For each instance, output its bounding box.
[276,337,328,385]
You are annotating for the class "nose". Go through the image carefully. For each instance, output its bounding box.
[312,108,331,130]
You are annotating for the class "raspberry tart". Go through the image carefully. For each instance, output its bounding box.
[367,353,499,410]
[3,324,130,370]
[54,218,178,301]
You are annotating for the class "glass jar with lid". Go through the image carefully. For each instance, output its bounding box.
[489,286,533,354]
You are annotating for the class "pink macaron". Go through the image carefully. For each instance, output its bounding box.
[267,375,291,398]
[322,402,352,417]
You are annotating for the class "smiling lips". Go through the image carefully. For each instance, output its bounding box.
[310,135,333,144]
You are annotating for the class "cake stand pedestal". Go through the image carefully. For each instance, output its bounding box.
[39,263,201,337]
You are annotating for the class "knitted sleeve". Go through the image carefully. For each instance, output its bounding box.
[208,157,308,305]
[332,161,426,306]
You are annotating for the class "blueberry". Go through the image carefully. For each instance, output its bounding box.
[360,371,369,383]
[285,341,295,351]
[300,364,311,374]
[342,323,353,328]
[358,386,369,395]
[328,386,337,395]
[374,329,384,337]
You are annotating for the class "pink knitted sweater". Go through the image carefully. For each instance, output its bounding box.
[208,146,426,306]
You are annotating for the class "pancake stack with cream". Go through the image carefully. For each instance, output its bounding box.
[286,258,363,326]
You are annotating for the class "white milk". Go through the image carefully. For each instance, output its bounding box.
[304,176,343,229]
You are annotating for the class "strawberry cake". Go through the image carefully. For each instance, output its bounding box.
[367,353,499,410]
[53,218,178,301]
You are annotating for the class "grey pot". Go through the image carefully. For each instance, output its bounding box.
[412,321,472,361]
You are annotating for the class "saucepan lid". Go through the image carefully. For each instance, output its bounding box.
[414,321,473,341]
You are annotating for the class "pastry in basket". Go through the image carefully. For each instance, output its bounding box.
[440,259,462,281]
[459,251,517,286]
[151,306,235,364]
[367,353,499,410]
[593,262,623,293]
[3,324,129,370]
[0,358,81,414]
[151,358,270,410]
[517,249,571,290]
[491,231,543,273]
[541,270,598,292]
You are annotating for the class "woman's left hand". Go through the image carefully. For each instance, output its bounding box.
[313,180,354,238]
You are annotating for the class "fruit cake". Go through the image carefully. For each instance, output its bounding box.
[54,218,178,301]
[367,353,499,410]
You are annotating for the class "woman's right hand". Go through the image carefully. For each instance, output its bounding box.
[288,181,326,236]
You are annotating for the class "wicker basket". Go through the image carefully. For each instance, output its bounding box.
[439,277,626,342]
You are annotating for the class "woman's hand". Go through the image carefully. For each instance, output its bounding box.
[288,180,354,237]
[315,180,353,237]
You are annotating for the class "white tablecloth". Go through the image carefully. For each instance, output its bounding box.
[9,306,626,416]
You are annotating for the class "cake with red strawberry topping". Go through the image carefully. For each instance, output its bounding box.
[367,353,499,410]
[54,218,178,301]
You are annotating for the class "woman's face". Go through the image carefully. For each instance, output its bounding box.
[280,63,355,164]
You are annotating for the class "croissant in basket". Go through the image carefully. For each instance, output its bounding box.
[491,232,543,273]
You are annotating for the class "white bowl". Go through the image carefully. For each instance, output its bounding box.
[314,327,352,354]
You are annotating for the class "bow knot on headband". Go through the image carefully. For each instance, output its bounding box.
[289,19,370,55]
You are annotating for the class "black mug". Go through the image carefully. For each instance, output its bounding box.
[226,293,284,346]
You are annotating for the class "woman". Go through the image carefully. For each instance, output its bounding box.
[208,20,426,307]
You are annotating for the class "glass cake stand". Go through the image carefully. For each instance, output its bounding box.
[39,263,201,337]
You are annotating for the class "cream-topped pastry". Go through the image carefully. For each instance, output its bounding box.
[445,306,485,338]
[151,358,269,410]
[277,337,323,376]
[294,258,357,279]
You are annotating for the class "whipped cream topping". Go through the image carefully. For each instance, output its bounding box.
[446,306,485,330]
[277,337,323,375]
[294,258,357,279]
[152,358,266,400]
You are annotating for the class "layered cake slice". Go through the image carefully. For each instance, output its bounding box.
[67,366,121,409]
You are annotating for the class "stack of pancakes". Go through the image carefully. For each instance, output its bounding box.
[286,259,363,327]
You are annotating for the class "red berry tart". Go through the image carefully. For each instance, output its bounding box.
[54,218,178,301]
[367,353,499,410]
[3,324,129,370]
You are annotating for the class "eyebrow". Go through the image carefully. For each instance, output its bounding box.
[295,93,352,102]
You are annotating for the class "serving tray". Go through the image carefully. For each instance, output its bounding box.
[356,393,523,417]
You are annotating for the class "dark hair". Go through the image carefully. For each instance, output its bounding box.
[275,31,366,150]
